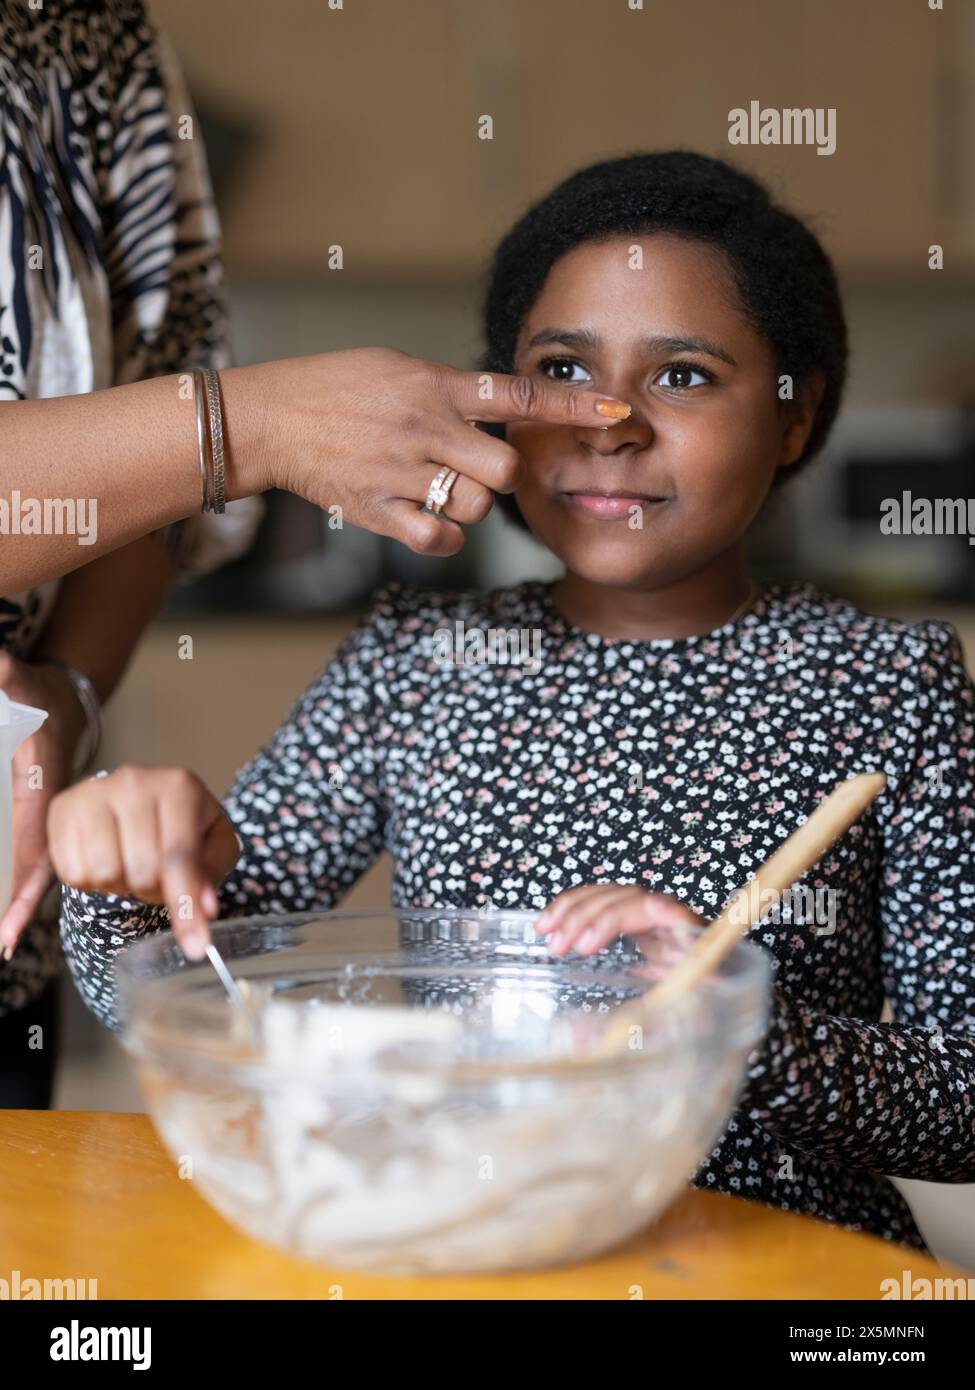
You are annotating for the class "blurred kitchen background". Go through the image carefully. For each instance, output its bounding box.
[53,0,975,1265]
[168,0,975,617]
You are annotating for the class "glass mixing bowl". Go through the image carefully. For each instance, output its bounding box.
[118,908,770,1275]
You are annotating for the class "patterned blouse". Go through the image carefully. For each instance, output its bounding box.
[0,0,259,1013]
[61,580,975,1248]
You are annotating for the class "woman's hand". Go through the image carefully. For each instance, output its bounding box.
[46,766,240,960]
[223,349,631,557]
[0,654,87,958]
[1,351,631,592]
[536,884,706,957]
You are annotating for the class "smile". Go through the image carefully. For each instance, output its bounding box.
[560,491,670,519]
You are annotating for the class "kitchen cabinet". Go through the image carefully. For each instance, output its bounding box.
[154,0,481,275]
[151,0,973,278]
[510,0,972,277]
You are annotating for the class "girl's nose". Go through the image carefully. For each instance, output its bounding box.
[577,407,653,455]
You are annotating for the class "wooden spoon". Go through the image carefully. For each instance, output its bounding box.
[593,771,888,1058]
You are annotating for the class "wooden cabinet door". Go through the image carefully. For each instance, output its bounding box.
[777,0,966,274]
[154,0,970,277]
[156,0,484,274]
[503,0,967,276]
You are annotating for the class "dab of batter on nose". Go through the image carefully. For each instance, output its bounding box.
[595,399,631,419]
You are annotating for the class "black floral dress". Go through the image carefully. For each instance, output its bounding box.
[60,580,975,1247]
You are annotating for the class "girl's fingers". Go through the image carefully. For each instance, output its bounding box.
[572,895,701,956]
[47,797,86,886]
[540,888,706,957]
[199,814,242,893]
[628,893,705,931]
[536,884,609,934]
[157,773,215,960]
[77,801,125,893]
[546,886,640,956]
[158,850,212,960]
[574,907,640,956]
[114,785,162,899]
[46,769,230,958]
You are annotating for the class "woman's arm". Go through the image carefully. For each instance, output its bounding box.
[0,535,176,953]
[740,623,975,1181]
[0,371,266,588]
[0,356,629,594]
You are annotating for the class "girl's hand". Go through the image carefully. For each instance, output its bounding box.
[47,766,240,960]
[536,885,706,958]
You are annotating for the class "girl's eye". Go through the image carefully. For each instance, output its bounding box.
[656,363,711,391]
[539,357,591,385]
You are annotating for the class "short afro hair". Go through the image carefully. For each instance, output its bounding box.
[481,150,848,528]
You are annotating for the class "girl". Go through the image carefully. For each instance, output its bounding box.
[50,152,975,1249]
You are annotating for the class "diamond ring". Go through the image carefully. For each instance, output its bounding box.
[423,467,459,516]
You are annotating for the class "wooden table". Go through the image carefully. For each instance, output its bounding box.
[0,1110,955,1300]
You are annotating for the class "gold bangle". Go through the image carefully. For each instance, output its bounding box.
[203,367,226,514]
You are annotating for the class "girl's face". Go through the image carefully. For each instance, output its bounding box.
[507,234,816,592]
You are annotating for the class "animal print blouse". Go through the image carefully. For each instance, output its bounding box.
[0,0,258,1013]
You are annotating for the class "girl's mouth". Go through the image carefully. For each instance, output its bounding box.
[560,491,670,519]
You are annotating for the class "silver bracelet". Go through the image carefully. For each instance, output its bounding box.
[202,367,227,514]
[32,659,102,777]
[194,369,211,512]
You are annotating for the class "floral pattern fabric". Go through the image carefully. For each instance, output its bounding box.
[61,579,975,1246]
